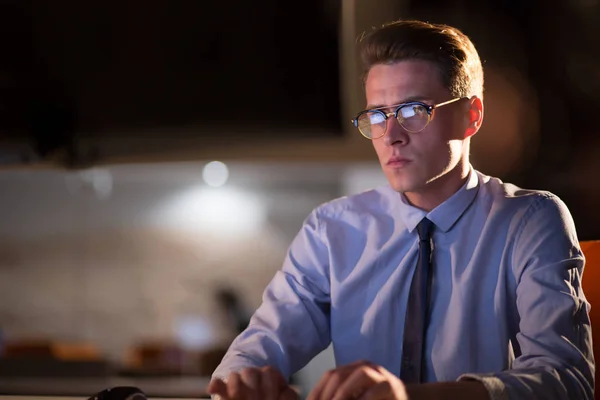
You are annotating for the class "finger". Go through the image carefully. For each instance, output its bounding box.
[227,372,248,400]
[316,367,351,400]
[307,367,335,400]
[307,363,360,400]
[260,366,284,400]
[307,361,374,400]
[207,378,228,397]
[358,368,407,400]
[377,365,401,381]
[268,365,289,389]
[240,367,261,390]
[277,386,299,400]
[332,366,383,400]
[357,381,395,400]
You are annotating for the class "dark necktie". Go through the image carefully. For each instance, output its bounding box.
[400,217,434,383]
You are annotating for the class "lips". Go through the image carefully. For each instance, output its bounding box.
[387,157,412,167]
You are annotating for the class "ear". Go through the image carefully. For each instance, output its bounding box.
[464,96,484,139]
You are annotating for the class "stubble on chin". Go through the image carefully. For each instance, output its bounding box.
[387,172,415,193]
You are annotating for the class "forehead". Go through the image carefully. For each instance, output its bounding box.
[364,60,447,106]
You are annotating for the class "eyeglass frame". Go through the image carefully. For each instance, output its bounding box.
[351,97,467,139]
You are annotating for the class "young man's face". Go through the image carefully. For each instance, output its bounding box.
[365,60,469,195]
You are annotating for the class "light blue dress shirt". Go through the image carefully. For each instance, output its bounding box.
[213,169,594,399]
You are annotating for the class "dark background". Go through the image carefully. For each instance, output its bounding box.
[1,0,600,239]
[0,0,342,158]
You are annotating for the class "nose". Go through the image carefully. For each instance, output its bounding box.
[383,115,409,146]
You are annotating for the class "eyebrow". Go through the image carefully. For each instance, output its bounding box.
[365,96,431,110]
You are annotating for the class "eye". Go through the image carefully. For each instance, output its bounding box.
[414,105,428,115]
[368,112,386,124]
[399,107,416,119]
[399,104,428,119]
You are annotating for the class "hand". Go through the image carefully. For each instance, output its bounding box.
[207,366,298,400]
[307,360,408,400]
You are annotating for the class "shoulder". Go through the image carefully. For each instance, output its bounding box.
[475,170,575,235]
[477,170,566,212]
[289,184,399,259]
[312,184,398,223]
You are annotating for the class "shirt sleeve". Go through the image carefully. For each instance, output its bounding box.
[459,193,595,399]
[211,208,332,382]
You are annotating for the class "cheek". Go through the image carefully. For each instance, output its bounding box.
[422,120,460,152]
[371,140,387,161]
[413,130,457,168]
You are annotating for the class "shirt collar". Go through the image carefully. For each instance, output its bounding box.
[396,168,480,233]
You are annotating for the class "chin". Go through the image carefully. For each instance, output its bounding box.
[387,177,423,193]
[383,165,424,193]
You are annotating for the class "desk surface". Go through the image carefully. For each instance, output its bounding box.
[0,377,211,399]
[0,398,209,400]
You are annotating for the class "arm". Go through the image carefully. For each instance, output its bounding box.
[459,194,594,399]
[212,209,332,381]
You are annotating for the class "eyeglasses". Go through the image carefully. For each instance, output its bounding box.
[351,97,466,139]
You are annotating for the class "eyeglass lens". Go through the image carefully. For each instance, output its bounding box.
[357,104,430,138]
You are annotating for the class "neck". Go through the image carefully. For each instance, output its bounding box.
[404,158,471,212]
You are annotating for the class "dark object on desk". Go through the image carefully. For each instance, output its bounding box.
[0,376,211,398]
[89,386,146,400]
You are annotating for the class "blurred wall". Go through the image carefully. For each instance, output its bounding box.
[0,162,352,362]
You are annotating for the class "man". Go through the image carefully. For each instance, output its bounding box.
[208,20,594,399]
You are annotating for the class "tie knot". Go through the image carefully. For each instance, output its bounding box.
[416,218,434,241]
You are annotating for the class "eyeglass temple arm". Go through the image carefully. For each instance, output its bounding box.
[435,97,469,108]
